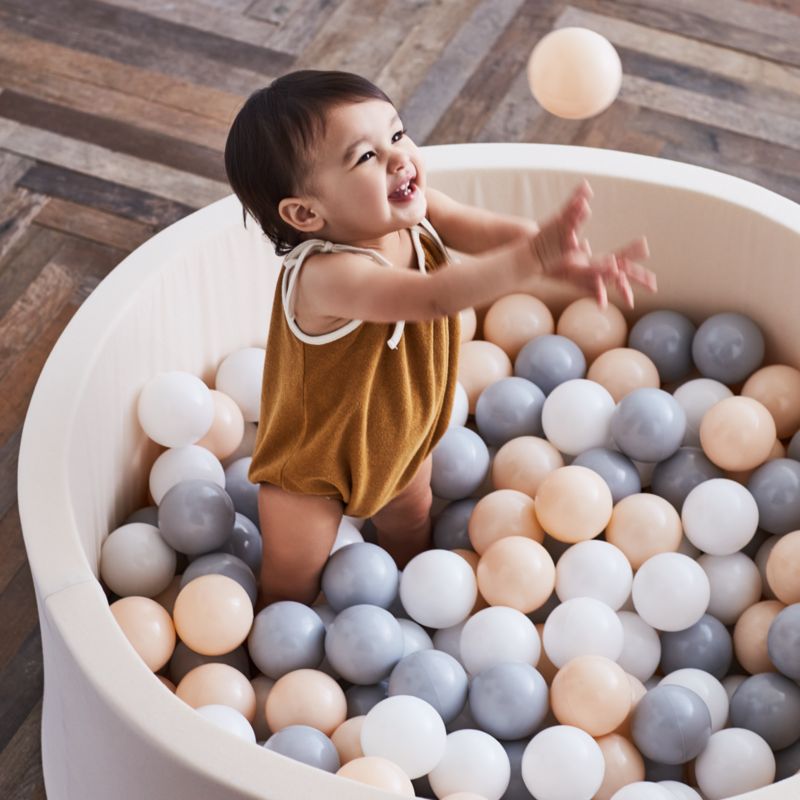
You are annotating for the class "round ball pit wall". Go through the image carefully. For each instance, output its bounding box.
[18,143,800,800]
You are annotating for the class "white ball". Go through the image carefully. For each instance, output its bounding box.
[658,781,703,800]
[632,553,710,632]
[400,550,477,628]
[100,522,176,597]
[329,518,364,554]
[659,668,729,733]
[195,704,256,743]
[543,596,624,667]
[460,607,541,675]
[215,347,265,423]
[672,378,733,446]
[610,783,673,800]
[522,725,605,800]
[698,552,762,625]
[555,540,632,610]
[541,379,615,456]
[722,674,747,701]
[137,371,214,448]
[527,27,622,120]
[616,611,661,683]
[695,729,775,800]
[397,619,434,658]
[343,514,366,530]
[361,696,447,779]
[450,382,469,428]
[681,479,759,555]
[433,621,469,665]
[429,729,510,800]
[148,444,225,505]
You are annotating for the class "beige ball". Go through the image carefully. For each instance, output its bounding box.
[557,298,628,362]
[492,436,564,498]
[483,293,554,360]
[266,668,347,736]
[176,662,256,721]
[458,340,512,412]
[110,596,176,672]
[528,27,623,120]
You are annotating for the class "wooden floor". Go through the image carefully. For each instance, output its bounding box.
[2,0,799,796]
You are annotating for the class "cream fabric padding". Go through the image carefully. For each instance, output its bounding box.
[18,143,800,800]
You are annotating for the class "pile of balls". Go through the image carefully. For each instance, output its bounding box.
[100,292,800,800]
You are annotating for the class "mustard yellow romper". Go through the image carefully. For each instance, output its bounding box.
[248,217,461,518]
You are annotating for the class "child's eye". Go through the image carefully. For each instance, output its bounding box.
[357,151,376,165]
[392,128,407,143]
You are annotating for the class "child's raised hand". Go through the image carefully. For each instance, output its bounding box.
[528,180,657,308]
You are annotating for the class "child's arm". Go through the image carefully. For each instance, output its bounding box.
[425,186,539,253]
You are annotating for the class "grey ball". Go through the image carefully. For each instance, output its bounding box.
[469,663,549,740]
[431,426,490,500]
[660,614,733,680]
[692,312,765,385]
[572,447,641,504]
[224,456,260,527]
[631,684,712,764]
[214,512,262,576]
[514,334,586,395]
[247,601,325,679]
[433,499,478,550]
[180,552,257,605]
[768,604,800,681]
[169,641,250,684]
[775,738,800,782]
[263,725,340,772]
[747,459,800,535]
[651,447,724,511]
[124,505,159,526]
[346,683,388,717]
[628,309,696,384]
[789,431,800,461]
[643,758,685,783]
[321,542,399,612]
[475,377,545,446]
[611,388,687,463]
[158,479,235,555]
[388,649,468,724]
[500,739,535,800]
[325,604,404,685]
[729,672,800,750]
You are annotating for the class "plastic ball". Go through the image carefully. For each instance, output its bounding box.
[330,517,364,554]
[659,614,732,680]
[218,512,262,575]
[587,347,660,402]
[247,601,325,680]
[541,378,615,455]
[748,458,800,535]
[433,498,477,550]
[458,340,513,412]
[475,377,545,446]
[543,596,624,667]
[397,618,434,658]
[337,756,414,796]
[137,370,214,447]
[196,704,256,744]
[605,493,682,569]
[331,716,365,765]
[251,674,275,741]
[222,424,258,470]
[460,606,541,675]
[264,724,339,770]
[767,603,800,680]
[694,728,775,800]
[400,549,477,628]
[109,596,176,672]
[700,396,776,471]
[729,672,800,750]
[173,574,253,656]
[631,684,712,764]
[672,378,733,446]
[215,347,265,423]
[766,530,800,604]
[557,298,628,362]
[789,431,800,461]
[176,662,256,721]
[149,445,226,505]
[450,381,469,428]
[659,668,729,733]
[741,364,800,438]
[535,465,613,543]
[514,334,586,395]
[429,729,511,800]
[223,456,259,527]
[361,695,447,779]
[468,489,543,553]
[628,309,696,383]
[611,388,686,463]
[699,553,762,626]
[194,389,245,460]
[610,784,673,800]
[100,522,176,598]
[632,553,710,632]
[592,734,645,800]
[733,600,784,675]
[346,684,387,717]
[169,641,250,685]
[431,426,491,500]
[556,540,632,610]
[181,552,257,605]
[616,611,661,683]
[572,447,641,504]
[692,312,765,385]
[322,542,399,611]
[324,605,404,685]
[388,649,468,724]
[649,447,723,511]
[521,725,605,800]
[483,293,554,359]
[492,436,563,497]
[266,668,346,736]
[658,781,703,800]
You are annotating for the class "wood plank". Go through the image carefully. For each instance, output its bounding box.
[17,163,194,229]
[0,699,45,800]
[0,625,43,753]
[51,231,129,305]
[0,185,48,268]
[34,198,154,253]
[0,507,27,596]
[0,119,229,208]
[0,26,241,126]
[475,66,546,143]
[0,0,294,95]
[0,427,20,521]
[0,91,228,183]
[247,0,340,56]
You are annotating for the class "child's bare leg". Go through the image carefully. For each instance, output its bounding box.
[257,484,342,607]
[372,456,433,569]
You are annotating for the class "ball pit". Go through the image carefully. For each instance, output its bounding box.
[18,143,800,800]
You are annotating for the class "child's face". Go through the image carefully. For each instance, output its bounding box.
[288,99,426,243]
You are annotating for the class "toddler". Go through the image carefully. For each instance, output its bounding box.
[224,70,655,607]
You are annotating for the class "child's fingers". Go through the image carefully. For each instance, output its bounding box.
[617,270,635,308]
[615,236,649,262]
[620,259,658,292]
[595,274,608,309]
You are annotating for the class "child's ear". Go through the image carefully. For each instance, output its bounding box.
[279,198,325,233]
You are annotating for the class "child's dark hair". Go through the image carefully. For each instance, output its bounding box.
[224,70,394,255]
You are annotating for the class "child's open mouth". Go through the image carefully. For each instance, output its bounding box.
[389,179,418,203]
